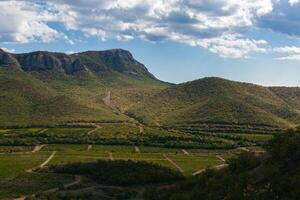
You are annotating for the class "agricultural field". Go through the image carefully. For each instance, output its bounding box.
[0,125,272,199]
[0,123,274,149]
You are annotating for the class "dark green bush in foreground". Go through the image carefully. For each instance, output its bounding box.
[145,129,300,200]
[49,160,183,186]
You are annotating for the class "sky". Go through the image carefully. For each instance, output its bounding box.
[1,0,300,86]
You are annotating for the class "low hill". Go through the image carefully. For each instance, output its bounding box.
[128,77,300,128]
[2,48,300,129]
[0,49,169,127]
[146,129,300,200]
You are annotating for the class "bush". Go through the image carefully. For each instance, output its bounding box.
[49,160,184,186]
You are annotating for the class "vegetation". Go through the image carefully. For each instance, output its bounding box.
[0,49,169,127]
[128,77,300,127]
[145,128,300,200]
[48,160,184,186]
[0,125,252,149]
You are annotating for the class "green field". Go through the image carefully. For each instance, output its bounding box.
[231,133,274,141]
[0,126,268,199]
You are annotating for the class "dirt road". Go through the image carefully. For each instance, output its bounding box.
[103,91,119,110]
[87,125,101,135]
[32,144,45,153]
[108,152,114,161]
[163,154,184,173]
[192,164,228,176]
[216,155,226,162]
[40,151,56,168]
[182,149,189,155]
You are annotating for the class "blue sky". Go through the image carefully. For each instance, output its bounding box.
[1,0,300,86]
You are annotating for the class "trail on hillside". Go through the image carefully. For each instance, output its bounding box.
[163,154,184,173]
[135,146,140,153]
[108,152,114,161]
[182,149,189,155]
[14,176,82,200]
[38,128,48,134]
[103,91,119,110]
[39,151,56,168]
[15,151,81,200]
[216,155,226,162]
[192,164,228,176]
[87,125,101,135]
[32,144,45,153]
[102,91,146,136]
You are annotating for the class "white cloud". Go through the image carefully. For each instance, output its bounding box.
[0,47,15,53]
[273,46,300,61]
[273,46,300,54]
[275,54,300,60]
[288,0,300,6]
[0,0,274,58]
[0,1,68,43]
[47,0,273,58]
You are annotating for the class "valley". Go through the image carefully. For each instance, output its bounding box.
[0,48,298,199]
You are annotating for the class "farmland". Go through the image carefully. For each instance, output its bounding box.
[0,123,271,199]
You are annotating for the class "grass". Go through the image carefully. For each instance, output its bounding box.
[1,125,265,149]
[180,156,222,175]
[232,133,274,141]
[0,146,33,153]
[42,144,233,176]
[46,128,93,135]
[91,144,136,153]
[0,173,74,199]
[0,142,237,198]
[128,77,299,127]
[139,146,181,153]
[0,152,50,177]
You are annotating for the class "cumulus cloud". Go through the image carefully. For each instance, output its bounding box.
[257,0,300,37]
[288,0,300,6]
[0,47,15,53]
[0,1,70,43]
[275,54,300,61]
[273,46,300,61]
[273,46,300,54]
[3,0,298,59]
[44,0,272,58]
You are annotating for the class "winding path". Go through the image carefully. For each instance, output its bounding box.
[182,149,189,155]
[163,154,184,173]
[40,151,56,168]
[216,155,226,162]
[32,144,45,153]
[135,146,140,153]
[192,164,229,176]
[108,152,114,161]
[87,125,101,135]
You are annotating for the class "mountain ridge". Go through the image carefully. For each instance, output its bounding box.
[1,48,300,129]
[128,77,300,128]
[0,48,157,79]
[0,48,169,126]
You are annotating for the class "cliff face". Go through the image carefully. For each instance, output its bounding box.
[0,48,156,78]
[0,49,19,67]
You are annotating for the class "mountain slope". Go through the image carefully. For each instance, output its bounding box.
[128,77,300,127]
[0,48,169,127]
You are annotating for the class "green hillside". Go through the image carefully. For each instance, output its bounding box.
[0,49,169,127]
[2,47,300,129]
[128,77,300,127]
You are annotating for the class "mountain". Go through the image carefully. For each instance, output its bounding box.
[128,77,300,128]
[2,48,300,129]
[2,48,154,78]
[0,48,169,127]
